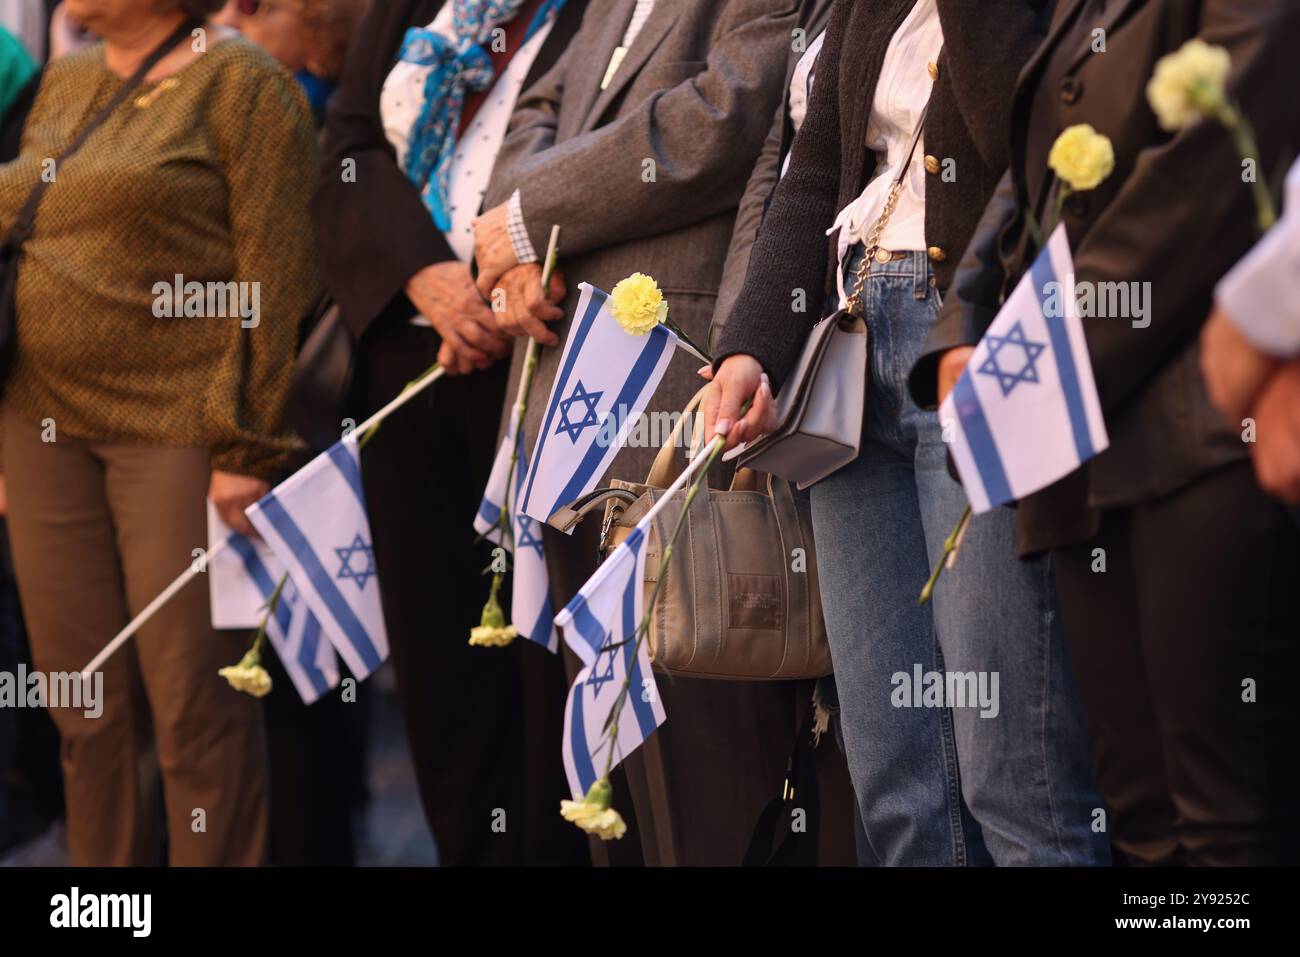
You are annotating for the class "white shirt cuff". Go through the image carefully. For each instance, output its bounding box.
[1216,210,1300,358]
[507,189,540,264]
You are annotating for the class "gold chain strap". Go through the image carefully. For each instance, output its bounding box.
[844,176,907,316]
[843,102,931,318]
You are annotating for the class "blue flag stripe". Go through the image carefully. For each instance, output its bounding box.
[1031,254,1095,463]
[521,289,607,513]
[477,499,502,529]
[527,594,555,650]
[228,533,293,633]
[258,495,384,673]
[953,373,1013,507]
[327,442,367,511]
[621,555,657,741]
[569,687,597,795]
[543,325,672,518]
[296,614,331,698]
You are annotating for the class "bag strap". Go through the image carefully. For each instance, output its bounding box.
[844,100,930,316]
[1,16,201,253]
[645,385,709,489]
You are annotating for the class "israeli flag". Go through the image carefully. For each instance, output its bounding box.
[474,418,560,653]
[519,283,677,525]
[940,225,1110,513]
[246,437,389,680]
[556,523,666,798]
[208,504,340,704]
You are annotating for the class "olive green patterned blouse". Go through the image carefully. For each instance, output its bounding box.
[0,37,320,480]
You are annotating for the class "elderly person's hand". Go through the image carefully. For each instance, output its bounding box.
[472,202,520,300]
[211,471,269,537]
[700,354,777,452]
[405,261,512,375]
[936,345,976,406]
[1247,359,1300,504]
[1201,304,1279,423]
[489,264,565,345]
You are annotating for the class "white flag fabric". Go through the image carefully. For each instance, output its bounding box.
[474,418,559,652]
[518,282,677,525]
[555,523,666,798]
[208,504,340,704]
[246,437,389,680]
[939,224,1109,513]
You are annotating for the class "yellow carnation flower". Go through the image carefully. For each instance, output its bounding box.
[560,779,627,841]
[1048,124,1115,192]
[469,573,517,648]
[218,651,273,698]
[609,272,668,336]
[1146,39,1231,131]
[469,623,518,647]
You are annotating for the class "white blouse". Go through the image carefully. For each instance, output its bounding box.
[380,4,556,264]
[829,0,943,304]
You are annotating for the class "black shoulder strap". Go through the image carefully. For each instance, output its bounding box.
[2,16,202,253]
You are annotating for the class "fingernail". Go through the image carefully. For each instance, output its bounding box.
[733,421,747,441]
[715,418,731,436]
[761,373,772,395]
[697,365,711,375]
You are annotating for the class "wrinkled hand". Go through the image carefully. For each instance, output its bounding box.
[211,471,270,538]
[1201,304,1279,423]
[1248,359,1300,504]
[472,203,519,301]
[406,261,512,376]
[701,354,776,453]
[937,345,976,406]
[490,263,566,346]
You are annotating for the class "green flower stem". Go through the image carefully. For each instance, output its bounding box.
[600,434,727,778]
[918,505,972,606]
[1218,103,1278,233]
[664,317,712,365]
[358,362,445,450]
[598,395,750,777]
[250,571,289,656]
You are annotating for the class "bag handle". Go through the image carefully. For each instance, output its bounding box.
[1,16,202,254]
[645,386,709,489]
[767,472,813,675]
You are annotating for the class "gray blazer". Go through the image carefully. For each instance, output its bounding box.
[711,0,835,348]
[485,0,801,489]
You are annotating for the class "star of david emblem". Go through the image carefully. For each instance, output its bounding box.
[515,516,544,559]
[335,533,376,591]
[977,321,1048,397]
[555,380,604,443]
[586,638,617,695]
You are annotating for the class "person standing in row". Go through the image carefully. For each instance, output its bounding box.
[705,0,1108,865]
[0,0,319,865]
[311,0,591,866]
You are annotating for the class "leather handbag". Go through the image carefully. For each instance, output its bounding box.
[599,388,832,681]
[731,104,930,489]
[729,311,868,489]
[289,294,356,452]
[0,17,202,395]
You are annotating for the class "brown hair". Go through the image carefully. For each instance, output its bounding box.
[302,0,370,81]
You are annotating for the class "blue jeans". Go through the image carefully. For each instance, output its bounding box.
[810,247,1109,866]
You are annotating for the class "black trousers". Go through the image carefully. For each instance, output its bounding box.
[359,319,587,866]
[261,650,367,866]
[1053,462,1300,865]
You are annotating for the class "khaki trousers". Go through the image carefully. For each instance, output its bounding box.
[3,409,267,865]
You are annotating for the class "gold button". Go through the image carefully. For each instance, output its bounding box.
[927,60,939,81]
[875,247,893,263]
[927,246,947,263]
[924,154,941,175]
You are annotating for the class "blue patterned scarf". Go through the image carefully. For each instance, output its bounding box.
[398,0,566,230]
